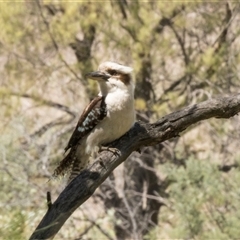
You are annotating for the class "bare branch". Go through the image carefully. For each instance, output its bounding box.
[218,163,239,172]
[36,0,84,84]
[74,222,95,240]
[29,93,240,239]
[47,192,52,210]
[169,24,189,65]
[80,217,114,240]
[30,116,74,139]
[11,92,76,118]
[212,2,237,49]
[122,193,139,239]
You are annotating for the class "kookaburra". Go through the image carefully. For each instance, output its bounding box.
[53,62,135,183]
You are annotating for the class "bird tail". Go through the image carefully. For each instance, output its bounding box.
[67,160,86,184]
[67,169,80,184]
[51,146,88,184]
[52,150,74,180]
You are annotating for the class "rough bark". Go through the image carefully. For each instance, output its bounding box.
[29,93,240,239]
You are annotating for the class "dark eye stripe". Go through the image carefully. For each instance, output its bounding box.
[107,69,118,75]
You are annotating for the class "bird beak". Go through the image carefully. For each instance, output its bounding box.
[85,71,111,81]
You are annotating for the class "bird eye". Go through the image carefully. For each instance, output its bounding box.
[108,70,118,76]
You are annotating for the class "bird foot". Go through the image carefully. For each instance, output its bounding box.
[99,146,120,156]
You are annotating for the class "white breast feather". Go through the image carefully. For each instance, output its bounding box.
[83,89,135,155]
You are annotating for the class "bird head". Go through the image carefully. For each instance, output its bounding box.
[86,62,134,96]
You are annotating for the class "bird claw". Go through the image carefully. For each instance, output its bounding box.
[99,146,120,156]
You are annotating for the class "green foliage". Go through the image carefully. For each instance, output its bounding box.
[0,209,26,240]
[162,157,240,239]
[135,98,147,111]
[0,3,26,44]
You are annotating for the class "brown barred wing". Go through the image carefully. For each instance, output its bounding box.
[64,96,107,153]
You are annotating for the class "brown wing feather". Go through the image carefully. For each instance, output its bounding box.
[64,96,107,152]
[53,96,107,178]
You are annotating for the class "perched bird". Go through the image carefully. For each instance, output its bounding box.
[53,62,136,183]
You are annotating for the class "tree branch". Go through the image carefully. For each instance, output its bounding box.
[36,0,84,84]
[29,116,75,139]
[11,92,76,118]
[29,93,240,239]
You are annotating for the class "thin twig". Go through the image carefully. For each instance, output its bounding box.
[122,193,139,239]
[77,212,114,240]
[30,116,74,139]
[11,92,76,117]
[47,192,52,210]
[36,0,84,84]
[74,222,95,240]
[212,2,238,48]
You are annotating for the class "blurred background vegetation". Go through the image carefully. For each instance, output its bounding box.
[1,1,240,239]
